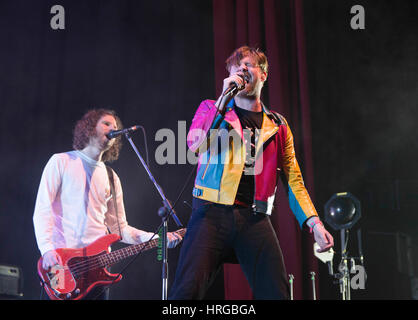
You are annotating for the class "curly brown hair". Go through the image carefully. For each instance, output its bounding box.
[72,109,123,163]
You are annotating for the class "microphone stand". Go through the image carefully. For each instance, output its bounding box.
[124,132,183,300]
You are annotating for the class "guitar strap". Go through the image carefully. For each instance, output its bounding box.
[106,165,123,239]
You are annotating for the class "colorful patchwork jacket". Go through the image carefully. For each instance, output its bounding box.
[187,99,318,228]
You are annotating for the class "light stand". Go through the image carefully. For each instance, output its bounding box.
[124,132,183,300]
[337,228,351,300]
[321,192,364,300]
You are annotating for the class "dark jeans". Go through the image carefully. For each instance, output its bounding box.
[169,198,290,300]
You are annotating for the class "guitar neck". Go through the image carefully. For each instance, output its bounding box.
[101,238,160,267]
[100,228,185,268]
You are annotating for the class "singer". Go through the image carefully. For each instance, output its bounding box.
[169,46,334,300]
[33,108,182,300]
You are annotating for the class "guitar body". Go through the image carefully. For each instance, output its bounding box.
[38,234,122,300]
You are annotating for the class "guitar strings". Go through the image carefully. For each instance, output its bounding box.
[51,229,185,277]
[50,242,151,277]
[69,241,154,276]
[64,236,168,276]
[69,228,185,275]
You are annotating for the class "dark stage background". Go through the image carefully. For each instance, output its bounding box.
[0,0,417,300]
[304,0,418,299]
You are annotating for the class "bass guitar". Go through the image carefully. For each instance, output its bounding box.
[37,228,186,300]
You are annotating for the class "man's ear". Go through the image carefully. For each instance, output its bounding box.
[261,71,268,83]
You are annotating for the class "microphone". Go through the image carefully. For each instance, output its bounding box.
[223,74,249,96]
[106,125,140,139]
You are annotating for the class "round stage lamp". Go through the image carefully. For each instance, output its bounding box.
[324,192,361,230]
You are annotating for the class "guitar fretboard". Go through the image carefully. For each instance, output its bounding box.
[97,229,186,268]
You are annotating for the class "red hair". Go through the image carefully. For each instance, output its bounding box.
[225,46,268,75]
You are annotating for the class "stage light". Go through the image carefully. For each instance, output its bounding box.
[324,192,361,230]
[320,192,364,300]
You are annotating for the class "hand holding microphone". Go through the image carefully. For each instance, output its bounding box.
[222,73,249,96]
[215,72,250,115]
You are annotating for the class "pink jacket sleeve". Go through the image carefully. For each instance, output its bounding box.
[187,99,220,153]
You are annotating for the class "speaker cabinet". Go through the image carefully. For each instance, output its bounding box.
[0,264,23,298]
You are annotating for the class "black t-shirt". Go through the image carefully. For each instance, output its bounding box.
[234,106,263,206]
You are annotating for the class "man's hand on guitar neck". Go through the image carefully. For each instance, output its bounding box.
[167,231,183,248]
[42,250,63,270]
[131,229,184,248]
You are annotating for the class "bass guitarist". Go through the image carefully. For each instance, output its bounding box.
[33,109,182,300]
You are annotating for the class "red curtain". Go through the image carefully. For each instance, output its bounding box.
[213,0,319,300]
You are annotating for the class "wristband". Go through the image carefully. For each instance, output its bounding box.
[308,217,323,233]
